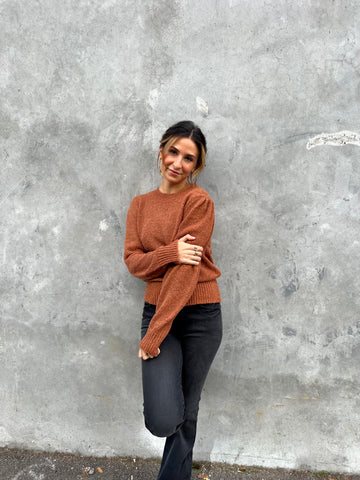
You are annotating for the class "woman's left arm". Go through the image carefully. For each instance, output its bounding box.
[139,193,216,357]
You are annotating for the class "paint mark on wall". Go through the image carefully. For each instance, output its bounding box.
[99,219,109,232]
[196,96,208,117]
[33,279,50,293]
[306,131,360,150]
[147,89,159,109]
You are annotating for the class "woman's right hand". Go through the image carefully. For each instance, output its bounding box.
[138,347,160,360]
[177,234,203,265]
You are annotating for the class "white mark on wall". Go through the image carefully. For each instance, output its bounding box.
[147,89,159,109]
[33,279,49,293]
[99,0,118,10]
[320,223,331,233]
[196,96,208,117]
[99,219,109,232]
[229,0,243,7]
[306,131,360,150]
[313,303,326,315]
[51,225,60,236]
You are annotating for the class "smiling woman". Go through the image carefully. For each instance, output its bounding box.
[158,121,207,190]
[124,120,222,480]
[159,137,198,193]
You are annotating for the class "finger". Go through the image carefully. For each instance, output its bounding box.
[188,253,202,261]
[188,245,203,253]
[139,348,149,360]
[183,250,202,259]
[183,258,201,265]
[179,234,195,242]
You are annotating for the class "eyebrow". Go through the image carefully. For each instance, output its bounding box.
[170,145,197,159]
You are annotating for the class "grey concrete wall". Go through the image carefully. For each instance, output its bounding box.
[1,0,360,473]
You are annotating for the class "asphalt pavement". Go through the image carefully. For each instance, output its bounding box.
[1,447,359,480]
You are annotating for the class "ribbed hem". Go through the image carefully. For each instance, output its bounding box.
[144,280,221,306]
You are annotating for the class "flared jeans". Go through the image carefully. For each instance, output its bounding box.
[141,302,222,480]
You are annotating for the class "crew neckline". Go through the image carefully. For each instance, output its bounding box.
[157,184,197,196]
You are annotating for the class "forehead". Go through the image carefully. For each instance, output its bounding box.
[170,137,199,156]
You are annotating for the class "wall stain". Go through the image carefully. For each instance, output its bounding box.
[282,278,299,297]
[110,210,121,236]
[317,266,325,281]
[282,327,297,337]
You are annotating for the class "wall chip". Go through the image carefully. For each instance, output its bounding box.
[306,130,360,150]
[196,96,209,117]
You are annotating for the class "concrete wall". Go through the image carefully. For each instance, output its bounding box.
[1,0,360,473]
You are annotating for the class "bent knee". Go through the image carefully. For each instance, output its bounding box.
[145,416,183,438]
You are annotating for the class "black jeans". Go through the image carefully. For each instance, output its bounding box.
[141,302,222,480]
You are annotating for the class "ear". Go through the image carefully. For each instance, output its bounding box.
[159,146,163,160]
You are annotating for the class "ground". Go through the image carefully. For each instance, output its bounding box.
[1,448,359,480]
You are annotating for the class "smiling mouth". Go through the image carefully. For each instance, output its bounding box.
[169,169,181,176]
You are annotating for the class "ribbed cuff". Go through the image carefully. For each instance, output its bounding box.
[139,331,163,357]
[157,240,179,266]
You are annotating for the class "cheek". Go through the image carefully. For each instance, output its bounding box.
[162,156,172,167]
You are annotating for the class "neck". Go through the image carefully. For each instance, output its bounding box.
[159,180,192,194]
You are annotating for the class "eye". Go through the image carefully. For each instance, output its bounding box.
[169,148,177,155]
[185,156,195,162]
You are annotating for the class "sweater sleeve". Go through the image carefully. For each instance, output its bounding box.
[124,196,179,281]
[139,193,215,356]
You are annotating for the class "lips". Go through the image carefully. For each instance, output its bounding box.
[168,169,181,176]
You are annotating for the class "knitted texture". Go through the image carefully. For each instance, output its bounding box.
[124,185,221,356]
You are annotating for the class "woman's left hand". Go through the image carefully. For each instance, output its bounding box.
[138,347,160,360]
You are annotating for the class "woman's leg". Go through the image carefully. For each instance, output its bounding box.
[157,303,222,480]
[141,303,185,437]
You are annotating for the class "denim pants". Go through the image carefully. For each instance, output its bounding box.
[141,302,222,480]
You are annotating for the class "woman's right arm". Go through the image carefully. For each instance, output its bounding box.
[124,197,177,281]
[124,197,203,281]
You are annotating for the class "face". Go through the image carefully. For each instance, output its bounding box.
[159,137,199,192]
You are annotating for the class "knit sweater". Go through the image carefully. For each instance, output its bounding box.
[124,184,221,357]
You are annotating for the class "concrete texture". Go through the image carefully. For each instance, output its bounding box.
[1,0,360,474]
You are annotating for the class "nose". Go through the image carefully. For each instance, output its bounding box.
[173,155,182,169]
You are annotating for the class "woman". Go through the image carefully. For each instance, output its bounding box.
[124,120,222,480]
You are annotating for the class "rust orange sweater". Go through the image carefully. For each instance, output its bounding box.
[124,184,221,356]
